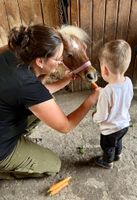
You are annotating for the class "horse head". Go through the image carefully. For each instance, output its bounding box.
[58,25,98,83]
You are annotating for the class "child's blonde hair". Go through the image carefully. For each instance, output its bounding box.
[99,39,131,74]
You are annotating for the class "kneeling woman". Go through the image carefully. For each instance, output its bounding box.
[0,24,99,179]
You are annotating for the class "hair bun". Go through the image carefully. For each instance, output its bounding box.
[8,25,30,50]
[21,33,30,48]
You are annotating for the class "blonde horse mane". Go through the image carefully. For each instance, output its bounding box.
[58,25,90,43]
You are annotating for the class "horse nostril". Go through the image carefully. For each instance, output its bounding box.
[86,74,93,80]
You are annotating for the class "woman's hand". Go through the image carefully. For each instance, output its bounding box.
[88,87,101,106]
[63,70,78,82]
[45,70,75,94]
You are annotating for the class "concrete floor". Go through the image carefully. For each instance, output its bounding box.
[0,90,137,200]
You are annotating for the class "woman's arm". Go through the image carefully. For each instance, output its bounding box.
[29,89,99,133]
[44,71,74,94]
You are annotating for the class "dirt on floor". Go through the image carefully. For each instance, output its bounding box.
[0,90,137,200]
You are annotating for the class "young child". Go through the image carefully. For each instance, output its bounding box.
[92,39,133,169]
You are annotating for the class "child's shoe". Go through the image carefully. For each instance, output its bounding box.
[95,156,113,169]
[114,154,121,161]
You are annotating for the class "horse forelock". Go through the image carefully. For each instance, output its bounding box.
[71,39,79,49]
[58,25,89,43]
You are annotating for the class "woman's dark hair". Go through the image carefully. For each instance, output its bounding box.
[8,24,62,65]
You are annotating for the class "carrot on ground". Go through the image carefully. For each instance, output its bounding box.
[47,176,72,193]
[49,181,69,196]
[91,82,98,89]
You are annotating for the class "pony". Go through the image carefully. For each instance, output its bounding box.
[42,25,98,85]
[59,25,97,81]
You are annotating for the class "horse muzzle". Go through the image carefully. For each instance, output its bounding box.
[86,68,98,82]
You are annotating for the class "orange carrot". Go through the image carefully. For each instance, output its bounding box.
[47,176,71,193]
[49,181,69,196]
[91,82,98,89]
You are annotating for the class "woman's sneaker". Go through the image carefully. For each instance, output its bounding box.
[95,156,113,169]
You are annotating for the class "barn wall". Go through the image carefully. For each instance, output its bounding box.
[0,0,60,46]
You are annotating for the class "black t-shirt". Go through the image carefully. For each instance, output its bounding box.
[0,50,53,160]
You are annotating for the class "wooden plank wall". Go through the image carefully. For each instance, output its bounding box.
[68,0,137,89]
[0,0,59,46]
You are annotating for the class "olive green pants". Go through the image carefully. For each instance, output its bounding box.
[0,136,61,179]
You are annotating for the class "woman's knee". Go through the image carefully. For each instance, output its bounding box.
[44,150,61,173]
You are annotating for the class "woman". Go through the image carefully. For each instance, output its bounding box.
[0,24,99,179]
